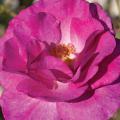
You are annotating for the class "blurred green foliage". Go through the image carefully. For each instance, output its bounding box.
[113,17,120,39]
[0,108,4,120]
[0,0,34,36]
[110,110,120,120]
[116,32,120,39]
[20,0,34,7]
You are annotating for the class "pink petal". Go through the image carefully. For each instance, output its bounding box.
[89,3,114,33]
[7,11,61,45]
[0,71,29,91]
[29,55,73,84]
[0,35,11,70]
[84,32,117,86]
[0,91,59,120]
[72,32,116,86]
[28,69,57,89]
[32,0,90,20]
[31,0,114,44]
[3,38,27,72]
[17,77,89,102]
[27,40,45,64]
[70,17,104,53]
[31,55,73,77]
[91,41,120,89]
[57,83,120,120]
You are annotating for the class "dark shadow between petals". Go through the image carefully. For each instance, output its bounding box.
[66,86,95,103]
[89,3,114,34]
[87,40,120,87]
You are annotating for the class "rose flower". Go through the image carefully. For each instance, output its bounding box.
[0,0,120,120]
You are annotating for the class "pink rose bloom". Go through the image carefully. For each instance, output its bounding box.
[0,0,120,120]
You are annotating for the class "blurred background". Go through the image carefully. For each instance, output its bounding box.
[0,0,120,120]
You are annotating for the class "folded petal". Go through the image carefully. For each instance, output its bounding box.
[30,55,73,83]
[17,77,90,102]
[57,83,120,120]
[27,40,45,64]
[2,38,27,72]
[7,11,61,45]
[92,57,120,89]
[91,40,120,89]
[70,17,104,53]
[80,32,116,85]
[33,55,73,77]
[89,3,114,33]
[0,91,59,120]
[31,0,113,45]
[0,34,12,70]
[32,0,90,20]
[72,32,116,86]
[0,71,29,91]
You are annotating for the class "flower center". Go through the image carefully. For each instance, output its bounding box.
[51,43,76,61]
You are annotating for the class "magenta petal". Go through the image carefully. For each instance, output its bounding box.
[83,32,116,86]
[27,55,73,86]
[17,77,89,102]
[0,91,59,120]
[70,17,104,53]
[32,0,89,20]
[0,34,12,71]
[29,69,57,89]
[57,83,120,120]
[36,55,73,77]
[92,32,116,63]
[27,40,45,64]
[0,71,30,91]
[72,30,103,70]
[72,32,116,86]
[89,3,114,33]
[7,11,61,45]
[3,38,27,72]
[31,0,114,45]
[91,50,120,89]
[30,55,73,82]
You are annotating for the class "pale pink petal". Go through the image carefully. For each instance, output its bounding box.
[70,17,104,53]
[0,71,29,91]
[0,91,59,120]
[57,83,120,120]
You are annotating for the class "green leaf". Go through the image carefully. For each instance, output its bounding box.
[116,32,120,39]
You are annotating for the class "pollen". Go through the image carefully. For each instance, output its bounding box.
[51,43,76,61]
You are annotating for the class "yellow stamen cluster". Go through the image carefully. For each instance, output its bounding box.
[51,43,76,61]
